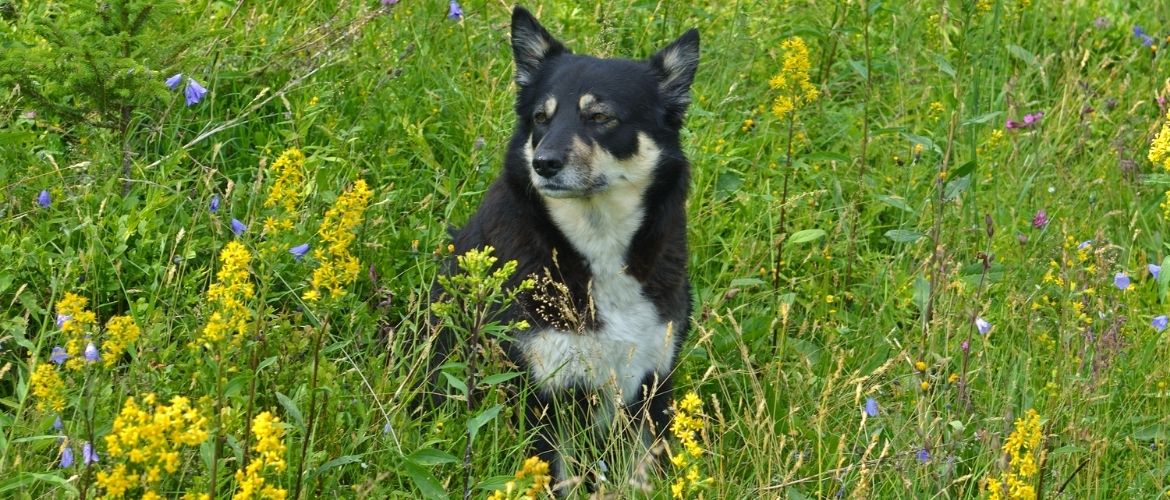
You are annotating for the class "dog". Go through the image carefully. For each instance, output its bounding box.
[430,6,698,492]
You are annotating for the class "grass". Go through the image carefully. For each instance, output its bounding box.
[1,0,1169,497]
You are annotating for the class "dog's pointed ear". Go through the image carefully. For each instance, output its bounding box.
[649,29,700,125]
[511,7,567,87]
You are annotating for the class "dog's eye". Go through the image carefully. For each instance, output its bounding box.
[534,111,549,124]
[589,113,613,124]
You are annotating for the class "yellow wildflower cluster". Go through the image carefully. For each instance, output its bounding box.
[670,392,709,499]
[303,180,372,302]
[262,148,307,235]
[1149,111,1170,172]
[202,241,255,345]
[487,456,551,500]
[1161,190,1170,221]
[986,409,1043,500]
[56,292,97,370]
[234,411,288,500]
[29,363,66,412]
[98,394,210,499]
[102,316,140,367]
[768,37,819,119]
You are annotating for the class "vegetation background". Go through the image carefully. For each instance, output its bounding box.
[1,0,1169,498]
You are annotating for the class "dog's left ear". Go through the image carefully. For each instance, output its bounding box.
[649,29,700,126]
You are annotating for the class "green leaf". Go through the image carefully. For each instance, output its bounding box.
[787,229,826,245]
[950,160,977,179]
[0,473,79,495]
[849,60,869,80]
[1159,256,1170,301]
[876,194,914,213]
[308,455,362,482]
[1007,44,1037,66]
[933,55,956,78]
[961,112,1001,126]
[729,277,766,288]
[715,170,744,199]
[404,460,449,499]
[408,448,459,466]
[275,392,305,430]
[802,151,851,163]
[884,230,925,243]
[442,372,468,396]
[480,372,523,386]
[467,404,502,442]
[944,176,971,202]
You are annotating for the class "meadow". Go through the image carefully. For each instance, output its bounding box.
[1,0,1169,497]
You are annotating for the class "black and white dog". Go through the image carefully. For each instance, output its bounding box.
[433,6,698,491]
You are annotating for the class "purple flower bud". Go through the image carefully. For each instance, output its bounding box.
[916,448,930,463]
[59,443,74,468]
[1023,112,1043,126]
[1114,272,1131,290]
[290,243,310,261]
[185,78,208,106]
[165,73,183,90]
[1031,209,1048,229]
[1078,240,1092,250]
[50,346,68,365]
[864,397,878,417]
[82,441,98,465]
[1005,119,1021,129]
[975,317,991,335]
[1149,264,1161,280]
[53,415,63,431]
[961,340,970,352]
[448,0,463,20]
[1153,315,1168,333]
[231,219,247,236]
[381,0,398,5]
[84,342,99,363]
[382,421,392,434]
[37,190,51,208]
[55,314,71,329]
[1134,26,1147,38]
[210,194,220,213]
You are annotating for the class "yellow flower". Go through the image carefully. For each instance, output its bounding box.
[30,363,66,412]
[1152,110,1170,172]
[102,315,140,367]
[201,241,254,345]
[769,37,818,119]
[915,360,927,372]
[670,391,709,498]
[98,393,210,497]
[985,409,1043,500]
[305,180,372,301]
[263,148,307,215]
[234,411,288,500]
[56,292,97,370]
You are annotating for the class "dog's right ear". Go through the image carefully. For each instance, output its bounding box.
[511,6,567,87]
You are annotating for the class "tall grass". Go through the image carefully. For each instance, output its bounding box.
[1,0,1169,497]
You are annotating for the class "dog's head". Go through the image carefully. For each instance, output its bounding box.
[510,7,699,199]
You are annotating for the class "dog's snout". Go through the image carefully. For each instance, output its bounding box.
[533,154,564,178]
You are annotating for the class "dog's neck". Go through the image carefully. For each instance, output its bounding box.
[543,183,647,277]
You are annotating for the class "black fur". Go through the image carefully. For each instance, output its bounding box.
[429,6,698,491]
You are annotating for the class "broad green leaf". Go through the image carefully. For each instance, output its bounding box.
[885,230,925,243]
[787,229,826,245]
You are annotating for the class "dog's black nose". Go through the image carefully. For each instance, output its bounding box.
[532,155,564,178]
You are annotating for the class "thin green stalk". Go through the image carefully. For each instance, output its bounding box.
[292,314,330,500]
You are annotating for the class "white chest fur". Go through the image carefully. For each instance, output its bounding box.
[520,134,676,404]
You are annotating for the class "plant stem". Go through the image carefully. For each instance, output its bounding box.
[844,0,873,289]
[292,314,330,500]
[209,351,223,498]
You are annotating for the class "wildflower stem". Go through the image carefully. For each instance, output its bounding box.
[774,105,797,289]
[461,301,485,500]
[209,350,224,498]
[293,314,330,500]
[844,0,874,289]
[922,110,959,358]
